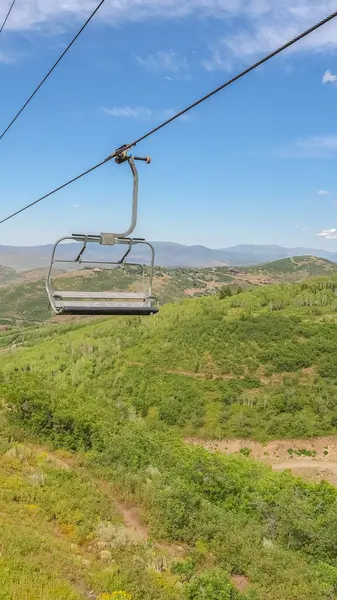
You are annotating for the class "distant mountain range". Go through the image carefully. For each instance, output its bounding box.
[1,242,337,271]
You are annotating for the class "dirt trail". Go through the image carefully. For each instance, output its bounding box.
[271,460,337,485]
[126,361,313,388]
[115,502,149,541]
[19,443,187,560]
[126,360,238,380]
[272,460,337,470]
[186,436,337,486]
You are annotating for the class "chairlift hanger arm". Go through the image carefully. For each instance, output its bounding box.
[100,151,151,242]
[70,153,150,246]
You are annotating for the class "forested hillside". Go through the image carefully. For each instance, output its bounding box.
[0,266,235,325]
[3,276,337,440]
[247,256,337,278]
[2,277,337,598]
[0,256,336,325]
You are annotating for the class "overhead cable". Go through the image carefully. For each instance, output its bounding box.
[1,8,337,226]
[0,0,16,34]
[0,0,107,140]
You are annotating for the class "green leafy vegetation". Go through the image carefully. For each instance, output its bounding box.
[2,384,337,599]
[3,275,337,597]
[3,276,337,440]
[0,436,184,600]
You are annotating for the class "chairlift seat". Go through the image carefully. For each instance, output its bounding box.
[54,292,149,299]
[52,291,159,316]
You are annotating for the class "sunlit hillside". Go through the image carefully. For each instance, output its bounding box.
[1,256,337,325]
[3,278,337,599]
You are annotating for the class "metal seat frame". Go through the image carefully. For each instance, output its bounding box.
[46,152,159,316]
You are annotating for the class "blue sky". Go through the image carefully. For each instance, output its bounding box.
[0,0,337,249]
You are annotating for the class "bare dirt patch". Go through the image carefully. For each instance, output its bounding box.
[271,460,337,486]
[187,436,337,461]
[186,437,337,486]
[231,575,250,593]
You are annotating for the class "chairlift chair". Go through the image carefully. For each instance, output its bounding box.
[46,150,159,316]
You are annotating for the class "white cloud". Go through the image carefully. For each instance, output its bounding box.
[323,69,337,84]
[301,135,337,150]
[136,51,188,75]
[278,135,337,158]
[317,189,330,195]
[101,105,189,121]
[3,1,337,69]
[74,203,80,208]
[0,0,240,30]
[317,136,337,149]
[317,228,337,239]
[102,106,152,118]
[200,2,337,71]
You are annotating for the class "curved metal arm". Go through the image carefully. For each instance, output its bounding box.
[111,156,139,238]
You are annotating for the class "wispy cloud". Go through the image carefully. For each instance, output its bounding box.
[317,228,337,240]
[200,2,337,71]
[74,203,80,208]
[101,105,189,122]
[2,0,337,81]
[202,45,234,72]
[136,51,189,77]
[323,69,337,85]
[1,1,335,31]
[277,135,337,159]
[301,136,337,151]
[5,1,337,68]
[317,189,330,195]
[0,51,15,64]
[102,106,153,118]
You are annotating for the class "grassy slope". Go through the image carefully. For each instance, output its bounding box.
[3,278,337,598]
[0,425,184,600]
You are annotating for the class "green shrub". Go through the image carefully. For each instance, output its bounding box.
[186,570,243,600]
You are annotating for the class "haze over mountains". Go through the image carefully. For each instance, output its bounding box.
[1,241,337,270]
